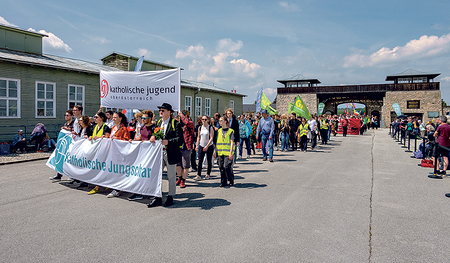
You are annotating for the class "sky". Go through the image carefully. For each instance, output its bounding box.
[2,0,450,105]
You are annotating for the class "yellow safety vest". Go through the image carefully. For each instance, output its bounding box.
[298,123,309,137]
[320,119,328,130]
[92,123,106,137]
[216,128,235,156]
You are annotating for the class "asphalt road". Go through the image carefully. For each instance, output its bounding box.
[1,129,450,262]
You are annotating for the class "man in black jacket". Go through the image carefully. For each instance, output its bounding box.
[148,103,183,207]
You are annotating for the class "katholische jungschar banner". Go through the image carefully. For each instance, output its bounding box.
[100,68,181,110]
[46,131,163,197]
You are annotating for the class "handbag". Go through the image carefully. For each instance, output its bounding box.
[421,159,434,168]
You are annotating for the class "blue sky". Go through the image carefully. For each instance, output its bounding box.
[2,0,450,104]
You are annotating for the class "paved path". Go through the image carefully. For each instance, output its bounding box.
[1,129,450,262]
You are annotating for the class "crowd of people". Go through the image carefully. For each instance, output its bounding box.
[44,103,376,207]
[392,115,450,180]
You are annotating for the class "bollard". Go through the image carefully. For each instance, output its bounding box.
[422,137,426,160]
[428,143,440,178]
[405,132,412,152]
[414,135,417,152]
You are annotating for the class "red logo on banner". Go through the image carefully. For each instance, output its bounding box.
[100,79,109,98]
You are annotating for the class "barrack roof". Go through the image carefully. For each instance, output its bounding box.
[0,48,121,74]
[181,79,246,97]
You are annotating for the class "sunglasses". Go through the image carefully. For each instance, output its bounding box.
[94,116,99,118]
[141,117,150,120]
[202,118,208,121]
[64,115,71,117]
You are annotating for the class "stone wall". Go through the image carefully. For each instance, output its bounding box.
[382,90,442,127]
[276,93,317,116]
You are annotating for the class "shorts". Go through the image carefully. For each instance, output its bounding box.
[177,149,191,169]
[437,145,450,158]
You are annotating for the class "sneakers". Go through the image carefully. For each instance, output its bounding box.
[176,177,182,186]
[88,188,99,195]
[49,176,62,181]
[204,175,211,180]
[180,179,186,188]
[107,190,120,198]
[128,194,143,201]
[193,176,202,181]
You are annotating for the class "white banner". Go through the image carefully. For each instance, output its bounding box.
[46,131,163,197]
[100,68,180,110]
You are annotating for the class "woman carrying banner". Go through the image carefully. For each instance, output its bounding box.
[193,115,215,181]
[73,115,93,139]
[107,112,130,198]
[86,112,112,195]
[126,110,155,200]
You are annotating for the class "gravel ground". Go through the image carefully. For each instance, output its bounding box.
[0,151,52,165]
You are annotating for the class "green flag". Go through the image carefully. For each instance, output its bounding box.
[260,92,279,115]
[291,95,311,119]
[287,102,294,115]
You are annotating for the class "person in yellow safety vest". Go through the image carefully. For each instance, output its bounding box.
[214,116,235,187]
[86,112,112,195]
[297,118,309,152]
[319,114,329,145]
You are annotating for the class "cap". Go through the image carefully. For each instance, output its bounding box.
[261,109,268,114]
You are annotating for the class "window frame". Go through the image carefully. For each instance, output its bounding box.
[185,96,192,116]
[195,96,202,118]
[0,77,20,118]
[35,81,56,118]
[67,84,85,110]
[229,100,235,112]
[205,98,211,117]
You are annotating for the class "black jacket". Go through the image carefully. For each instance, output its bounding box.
[160,117,183,165]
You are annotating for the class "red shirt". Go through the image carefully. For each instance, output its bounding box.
[436,123,450,147]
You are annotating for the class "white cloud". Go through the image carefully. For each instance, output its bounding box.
[344,33,450,67]
[441,76,450,82]
[278,1,300,12]
[230,58,261,77]
[137,48,151,57]
[28,28,72,53]
[217,38,243,52]
[176,38,262,94]
[0,16,17,27]
[263,88,277,96]
[176,45,205,59]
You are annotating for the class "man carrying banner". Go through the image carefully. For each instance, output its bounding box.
[256,109,275,162]
[148,103,183,208]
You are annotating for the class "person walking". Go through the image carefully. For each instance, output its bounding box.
[308,115,318,150]
[147,103,183,207]
[297,118,309,152]
[238,114,252,159]
[288,113,300,151]
[214,116,235,187]
[341,116,349,137]
[279,114,290,152]
[319,114,329,145]
[193,116,215,181]
[256,109,275,162]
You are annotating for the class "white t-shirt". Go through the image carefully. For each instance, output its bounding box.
[308,119,317,131]
[199,125,213,147]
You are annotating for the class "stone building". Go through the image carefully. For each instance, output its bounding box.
[276,70,442,127]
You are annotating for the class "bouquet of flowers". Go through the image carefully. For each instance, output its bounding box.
[153,127,165,140]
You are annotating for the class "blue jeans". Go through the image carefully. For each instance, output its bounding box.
[261,133,273,159]
[239,137,251,157]
[280,132,289,151]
